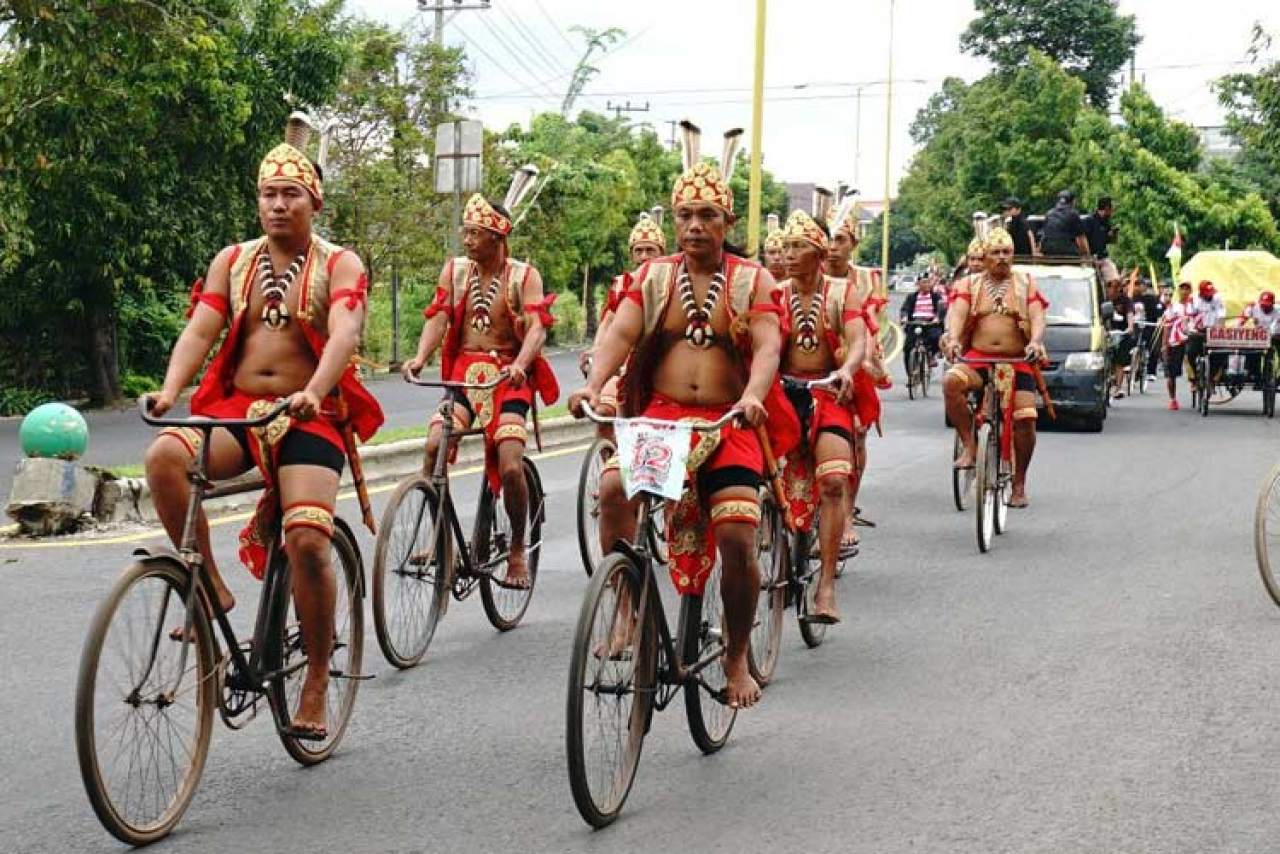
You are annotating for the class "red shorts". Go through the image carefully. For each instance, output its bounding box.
[641,392,763,596]
[438,351,534,495]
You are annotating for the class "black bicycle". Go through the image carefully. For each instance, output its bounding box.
[1127,320,1159,395]
[958,355,1027,553]
[752,374,848,676]
[567,403,740,828]
[905,322,939,400]
[76,399,365,846]
[371,369,545,669]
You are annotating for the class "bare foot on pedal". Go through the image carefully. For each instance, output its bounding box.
[502,549,532,590]
[287,670,329,741]
[953,445,977,470]
[812,581,841,624]
[722,653,762,709]
[1007,490,1030,508]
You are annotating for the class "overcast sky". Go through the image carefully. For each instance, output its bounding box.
[348,0,1280,200]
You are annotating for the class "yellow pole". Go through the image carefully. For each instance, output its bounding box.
[878,0,895,305]
[746,0,767,257]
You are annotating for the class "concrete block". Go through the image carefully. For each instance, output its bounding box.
[5,457,98,535]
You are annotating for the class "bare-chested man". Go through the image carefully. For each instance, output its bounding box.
[570,149,798,709]
[943,228,1049,508]
[145,116,384,739]
[580,210,667,441]
[762,214,786,282]
[823,208,883,538]
[405,185,558,589]
[777,211,868,622]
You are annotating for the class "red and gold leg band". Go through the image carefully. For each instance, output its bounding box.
[1013,407,1038,421]
[708,498,761,529]
[493,422,527,447]
[602,455,620,475]
[159,426,203,458]
[283,503,334,538]
[816,459,854,482]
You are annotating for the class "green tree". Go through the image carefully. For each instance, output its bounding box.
[860,204,929,271]
[0,0,350,404]
[1219,25,1280,218]
[1119,86,1201,173]
[959,0,1140,110]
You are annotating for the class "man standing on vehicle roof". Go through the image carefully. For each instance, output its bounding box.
[777,210,868,623]
[144,113,384,741]
[1084,196,1119,285]
[570,123,799,709]
[1039,191,1090,258]
[405,168,559,591]
[944,227,1051,508]
[1001,197,1038,257]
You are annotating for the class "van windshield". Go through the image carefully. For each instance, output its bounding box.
[1032,274,1095,326]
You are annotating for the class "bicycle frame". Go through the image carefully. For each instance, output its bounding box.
[137,398,304,720]
[578,401,738,704]
[406,369,543,602]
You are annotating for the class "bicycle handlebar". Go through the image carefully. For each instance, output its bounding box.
[781,372,843,391]
[405,366,510,391]
[139,396,290,429]
[578,400,740,432]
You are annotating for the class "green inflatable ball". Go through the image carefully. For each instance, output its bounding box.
[19,402,89,461]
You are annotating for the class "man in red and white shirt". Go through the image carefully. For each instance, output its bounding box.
[1162,282,1195,410]
[899,273,945,380]
[1241,290,1280,380]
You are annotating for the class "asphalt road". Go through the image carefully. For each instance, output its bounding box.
[4,372,1280,853]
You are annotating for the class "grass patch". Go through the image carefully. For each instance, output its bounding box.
[107,464,145,478]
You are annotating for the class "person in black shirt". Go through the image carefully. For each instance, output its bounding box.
[1132,278,1164,380]
[1105,279,1135,398]
[1040,190,1089,257]
[1083,196,1118,283]
[1001,197,1038,257]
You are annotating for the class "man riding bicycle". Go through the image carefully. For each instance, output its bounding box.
[404,177,559,590]
[570,131,799,709]
[143,115,384,741]
[943,227,1049,508]
[900,273,945,380]
[776,209,868,623]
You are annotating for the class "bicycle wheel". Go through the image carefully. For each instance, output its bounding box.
[994,454,1011,536]
[479,458,543,631]
[576,437,614,576]
[952,433,974,512]
[566,553,655,828]
[1135,345,1149,394]
[1256,463,1280,609]
[920,349,931,398]
[268,523,365,765]
[681,558,738,753]
[372,476,449,669]
[1198,358,1211,417]
[748,491,786,686]
[76,560,216,846]
[974,423,996,553]
[793,529,827,649]
[1264,356,1276,418]
[906,346,917,400]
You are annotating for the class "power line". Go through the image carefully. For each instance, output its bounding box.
[472,10,566,105]
[451,20,561,110]
[474,26,653,100]
[472,78,938,102]
[532,0,578,55]
[494,3,570,80]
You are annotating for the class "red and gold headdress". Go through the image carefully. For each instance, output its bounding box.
[967,236,986,257]
[782,210,829,251]
[629,211,665,250]
[670,120,743,216]
[462,163,541,237]
[463,193,513,236]
[763,212,784,253]
[829,196,862,241]
[258,111,323,208]
[984,227,1014,251]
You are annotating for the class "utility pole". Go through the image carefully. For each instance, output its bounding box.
[665,119,679,150]
[606,100,650,120]
[746,0,767,257]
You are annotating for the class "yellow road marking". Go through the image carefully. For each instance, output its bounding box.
[0,442,593,551]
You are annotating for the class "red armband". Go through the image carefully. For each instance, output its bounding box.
[330,273,369,310]
[423,285,451,320]
[185,277,229,320]
[1029,292,1049,309]
[524,293,557,328]
[952,290,972,302]
[862,309,880,335]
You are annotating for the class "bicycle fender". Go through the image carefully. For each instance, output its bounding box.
[131,545,185,567]
[332,516,367,600]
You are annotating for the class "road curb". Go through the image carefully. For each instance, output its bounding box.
[118,416,593,524]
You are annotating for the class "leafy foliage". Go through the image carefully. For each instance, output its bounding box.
[898,53,1278,267]
[959,0,1139,109]
[1218,26,1280,219]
